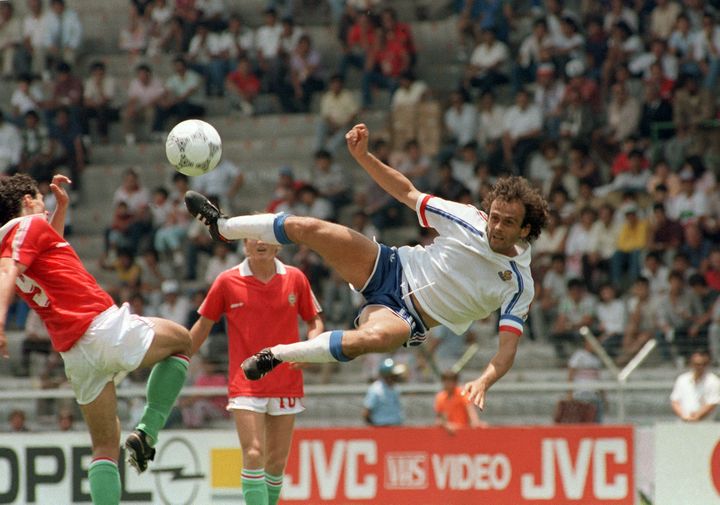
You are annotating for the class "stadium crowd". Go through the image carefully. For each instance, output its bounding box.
[2,0,720,429]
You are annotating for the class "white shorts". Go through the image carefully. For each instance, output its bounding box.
[61,303,155,405]
[227,396,305,416]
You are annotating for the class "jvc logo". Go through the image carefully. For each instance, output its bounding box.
[521,438,629,500]
[385,452,428,489]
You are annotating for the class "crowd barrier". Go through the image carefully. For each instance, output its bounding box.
[0,423,714,504]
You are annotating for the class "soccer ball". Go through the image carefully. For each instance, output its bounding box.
[165,119,222,176]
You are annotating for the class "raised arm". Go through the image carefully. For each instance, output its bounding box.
[345,124,421,210]
[461,330,520,409]
[48,174,72,237]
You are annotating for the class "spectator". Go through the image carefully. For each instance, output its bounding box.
[650,0,681,40]
[295,184,333,221]
[0,1,23,80]
[620,276,661,365]
[668,14,696,74]
[158,279,191,325]
[47,61,83,128]
[553,15,585,64]
[119,3,149,56]
[476,89,505,169]
[180,357,229,429]
[703,249,720,292]
[610,204,648,289]
[363,358,404,426]
[670,349,720,422]
[501,88,542,174]
[676,274,719,357]
[287,34,324,112]
[189,157,244,213]
[339,9,377,80]
[672,74,715,157]
[144,0,176,57]
[225,56,260,116]
[57,408,76,431]
[110,167,152,253]
[465,28,509,93]
[122,63,165,145]
[361,26,410,108]
[311,149,351,216]
[692,12,720,90]
[567,338,605,422]
[152,186,190,268]
[187,22,224,97]
[10,74,46,125]
[315,74,359,154]
[203,241,240,286]
[435,370,483,433]
[0,110,22,174]
[533,63,565,139]
[21,0,51,78]
[565,207,597,277]
[255,7,284,93]
[392,139,432,193]
[450,141,480,191]
[183,196,217,281]
[279,15,304,56]
[215,13,254,63]
[595,283,626,358]
[531,253,569,342]
[99,247,141,292]
[658,271,702,361]
[8,409,29,432]
[532,210,567,268]
[680,222,712,269]
[638,82,673,141]
[443,88,477,154]
[648,203,684,253]
[667,166,708,225]
[47,106,85,189]
[152,56,206,139]
[44,0,83,68]
[18,110,52,182]
[513,18,554,93]
[551,278,597,360]
[16,309,51,377]
[642,251,670,297]
[629,38,678,81]
[82,61,118,144]
[604,82,641,148]
[391,71,428,110]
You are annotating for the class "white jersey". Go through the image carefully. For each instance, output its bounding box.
[397,194,534,336]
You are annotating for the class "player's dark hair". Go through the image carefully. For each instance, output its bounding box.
[0,174,39,224]
[482,176,549,242]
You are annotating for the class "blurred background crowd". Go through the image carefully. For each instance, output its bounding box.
[1,0,720,430]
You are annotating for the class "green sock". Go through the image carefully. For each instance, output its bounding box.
[266,472,283,505]
[137,354,189,444]
[88,458,121,505]
[242,468,268,505]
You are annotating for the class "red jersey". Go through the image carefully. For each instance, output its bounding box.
[0,215,114,352]
[199,259,321,398]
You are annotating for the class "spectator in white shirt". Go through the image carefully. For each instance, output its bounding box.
[671,349,720,422]
[82,61,118,144]
[693,12,720,89]
[629,38,679,81]
[443,88,478,154]
[604,0,638,33]
[565,207,598,277]
[21,0,51,76]
[146,0,178,56]
[44,0,82,67]
[650,0,682,41]
[465,28,509,93]
[255,7,284,92]
[534,63,565,139]
[391,72,428,110]
[158,280,192,325]
[0,1,23,79]
[9,74,45,125]
[502,88,542,174]
[0,111,22,173]
[553,15,585,63]
[215,14,254,62]
[667,167,708,224]
[669,13,697,74]
[122,63,165,145]
[118,3,149,56]
[595,283,626,358]
[476,89,505,168]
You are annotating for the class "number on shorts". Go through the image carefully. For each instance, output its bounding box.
[16,275,50,307]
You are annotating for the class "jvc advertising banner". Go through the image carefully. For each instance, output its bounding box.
[0,426,634,504]
[655,423,720,505]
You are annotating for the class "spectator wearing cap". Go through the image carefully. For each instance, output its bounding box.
[667,165,708,224]
[435,370,483,433]
[611,204,648,289]
[363,358,404,426]
[464,28,509,93]
[315,74,359,154]
[534,63,565,139]
[158,279,191,325]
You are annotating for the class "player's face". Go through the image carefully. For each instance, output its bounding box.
[244,239,280,261]
[487,199,530,256]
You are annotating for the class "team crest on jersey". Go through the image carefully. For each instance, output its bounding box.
[288,293,297,306]
[498,270,513,281]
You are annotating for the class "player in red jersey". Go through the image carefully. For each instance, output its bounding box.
[190,238,323,505]
[0,174,191,505]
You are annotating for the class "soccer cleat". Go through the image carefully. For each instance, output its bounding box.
[124,429,156,474]
[184,190,230,242]
[242,348,282,380]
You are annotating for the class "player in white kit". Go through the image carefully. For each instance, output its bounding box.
[185,124,548,408]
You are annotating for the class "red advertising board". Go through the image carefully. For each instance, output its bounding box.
[282,425,634,505]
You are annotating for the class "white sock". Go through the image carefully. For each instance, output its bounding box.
[271,331,352,363]
[218,214,280,243]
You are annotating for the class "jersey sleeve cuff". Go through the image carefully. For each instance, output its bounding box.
[498,315,524,336]
[416,193,433,228]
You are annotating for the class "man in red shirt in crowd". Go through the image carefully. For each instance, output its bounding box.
[0,174,191,505]
[189,237,323,505]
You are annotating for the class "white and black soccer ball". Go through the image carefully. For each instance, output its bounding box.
[165,119,222,176]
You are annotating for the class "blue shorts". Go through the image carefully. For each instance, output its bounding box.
[355,244,429,346]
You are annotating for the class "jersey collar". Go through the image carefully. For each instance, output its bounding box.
[238,258,287,277]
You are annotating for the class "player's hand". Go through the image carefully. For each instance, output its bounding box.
[345,123,369,159]
[50,174,72,208]
[461,378,487,410]
[0,330,9,359]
